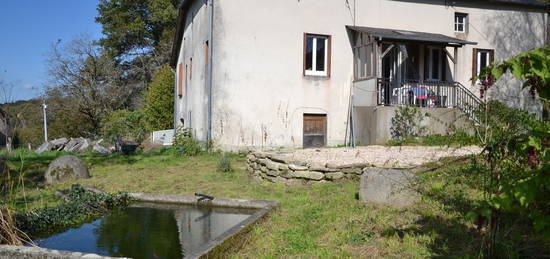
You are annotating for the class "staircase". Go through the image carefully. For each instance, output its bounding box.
[453,82,484,124]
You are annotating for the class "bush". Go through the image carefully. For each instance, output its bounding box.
[217,153,233,173]
[100,110,147,143]
[390,106,427,140]
[143,65,174,131]
[173,126,202,156]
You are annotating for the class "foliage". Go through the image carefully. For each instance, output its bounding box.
[173,126,202,156]
[96,0,178,60]
[468,103,550,255]
[216,152,233,173]
[477,46,550,115]
[1,99,44,147]
[100,109,147,143]
[45,36,142,138]
[390,106,427,140]
[14,184,131,237]
[143,65,174,131]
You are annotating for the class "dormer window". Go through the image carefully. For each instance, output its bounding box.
[454,13,468,33]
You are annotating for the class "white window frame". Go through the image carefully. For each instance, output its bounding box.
[477,50,491,77]
[305,35,329,76]
[427,46,442,81]
[454,13,468,33]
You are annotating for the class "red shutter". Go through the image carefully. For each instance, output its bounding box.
[178,63,183,97]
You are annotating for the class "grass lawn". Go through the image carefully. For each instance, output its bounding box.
[2,149,547,258]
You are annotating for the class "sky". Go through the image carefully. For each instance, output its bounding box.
[0,0,103,102]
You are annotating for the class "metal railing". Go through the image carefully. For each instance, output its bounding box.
[376,78,483,123]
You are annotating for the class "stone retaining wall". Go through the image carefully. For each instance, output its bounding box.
[246,151,370,185]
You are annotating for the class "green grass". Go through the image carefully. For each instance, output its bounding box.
[2,149,548,257]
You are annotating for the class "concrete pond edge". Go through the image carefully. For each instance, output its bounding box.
[0,193,280,259]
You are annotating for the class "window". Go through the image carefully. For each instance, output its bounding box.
[178,63,183,97]
[189,58,193,79]
[427,47,442,81]
[304,34,331,76]
[354,33,376,80]
[473,48,494,83]
[454,13,468,33]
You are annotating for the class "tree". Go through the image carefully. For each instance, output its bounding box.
[45,35,140,138]
[143,65,174,131]
[95,0,178,61]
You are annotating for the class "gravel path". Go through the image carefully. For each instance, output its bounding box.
[272,145,482,167]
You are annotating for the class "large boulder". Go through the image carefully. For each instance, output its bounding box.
[359,167,420,209]
[45,155,90,185]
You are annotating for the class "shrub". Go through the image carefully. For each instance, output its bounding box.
[217,153,233,173]
[100,110,147,143]
[390,106,427,140]
[173,126,202,156]
[143,65,174,131]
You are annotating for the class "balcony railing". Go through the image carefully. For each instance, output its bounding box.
[376,78,483,123]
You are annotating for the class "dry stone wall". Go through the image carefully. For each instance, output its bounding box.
[246,151,371,185]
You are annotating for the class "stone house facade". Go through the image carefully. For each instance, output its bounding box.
[170,0,549,151]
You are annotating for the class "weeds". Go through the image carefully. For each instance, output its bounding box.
[217,153,233,173]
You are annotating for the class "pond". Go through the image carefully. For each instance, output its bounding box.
[33,203,257,259]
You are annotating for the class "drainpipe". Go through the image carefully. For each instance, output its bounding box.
[206,0,214,145]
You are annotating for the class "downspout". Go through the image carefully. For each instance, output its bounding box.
[172,68,178,137]
[206,0,214,146]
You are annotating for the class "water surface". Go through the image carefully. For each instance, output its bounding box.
[35,203,256,259]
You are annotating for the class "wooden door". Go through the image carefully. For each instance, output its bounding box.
[303,114,327,148]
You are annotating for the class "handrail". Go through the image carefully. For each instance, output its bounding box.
[375,78,484,123]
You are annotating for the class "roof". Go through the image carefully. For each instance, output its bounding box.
[346,26,478,46]
[489,0,548,7]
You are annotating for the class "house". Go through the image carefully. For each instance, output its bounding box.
[170,0,549,151]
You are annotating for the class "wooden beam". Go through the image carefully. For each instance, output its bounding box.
[444,48,456,64]
[381,44,394,58]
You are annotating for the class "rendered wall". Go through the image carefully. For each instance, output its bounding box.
[175,0,210,143]
[354,106,472,145]
[175,0,547,150]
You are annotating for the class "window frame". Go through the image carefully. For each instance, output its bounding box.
[303,33,332,77]
[454,13,468,33]
[353,33,377,81]
[472,48,495,84]
[427,46,443,82]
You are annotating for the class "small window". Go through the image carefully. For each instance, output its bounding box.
[473,48,494,83]
[304,34,331,76]
[427,47,442,81]
[454,13,468,33]
[354,33,376,80]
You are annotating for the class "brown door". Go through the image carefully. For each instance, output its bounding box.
[303,114,327,148]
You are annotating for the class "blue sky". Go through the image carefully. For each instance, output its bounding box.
[0,0,103,102]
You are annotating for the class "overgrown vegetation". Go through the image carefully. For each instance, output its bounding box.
[100,109,148,143]
[143,65,174,131]
[387,132,480,146]
[471,46,550,256]
[14,184,131,237]
[173,126,202,156]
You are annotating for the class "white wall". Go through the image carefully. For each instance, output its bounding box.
[176,0,547,150]
[175,0,210,143]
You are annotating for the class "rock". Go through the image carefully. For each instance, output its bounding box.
[44,155,91,185]
[289,163,308,171]
[266,169,280,177]
[309,162,336,172]
[78,139,92,153]
[359,168,420,209]
[36,142,54,154]
[265,160,282,171]
[325,171,344,180]
[342,167,363,174]
[246,154,257,162]
[290,170,324,180]
[50,138,69,147]
[269,155,289,164]
[93,144,111,154]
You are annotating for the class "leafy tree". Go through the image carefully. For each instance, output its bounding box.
[95,0,178,60]
[100,109,147,143]
[143,65,174,131]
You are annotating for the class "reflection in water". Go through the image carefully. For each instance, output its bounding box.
[35,204,256,259]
